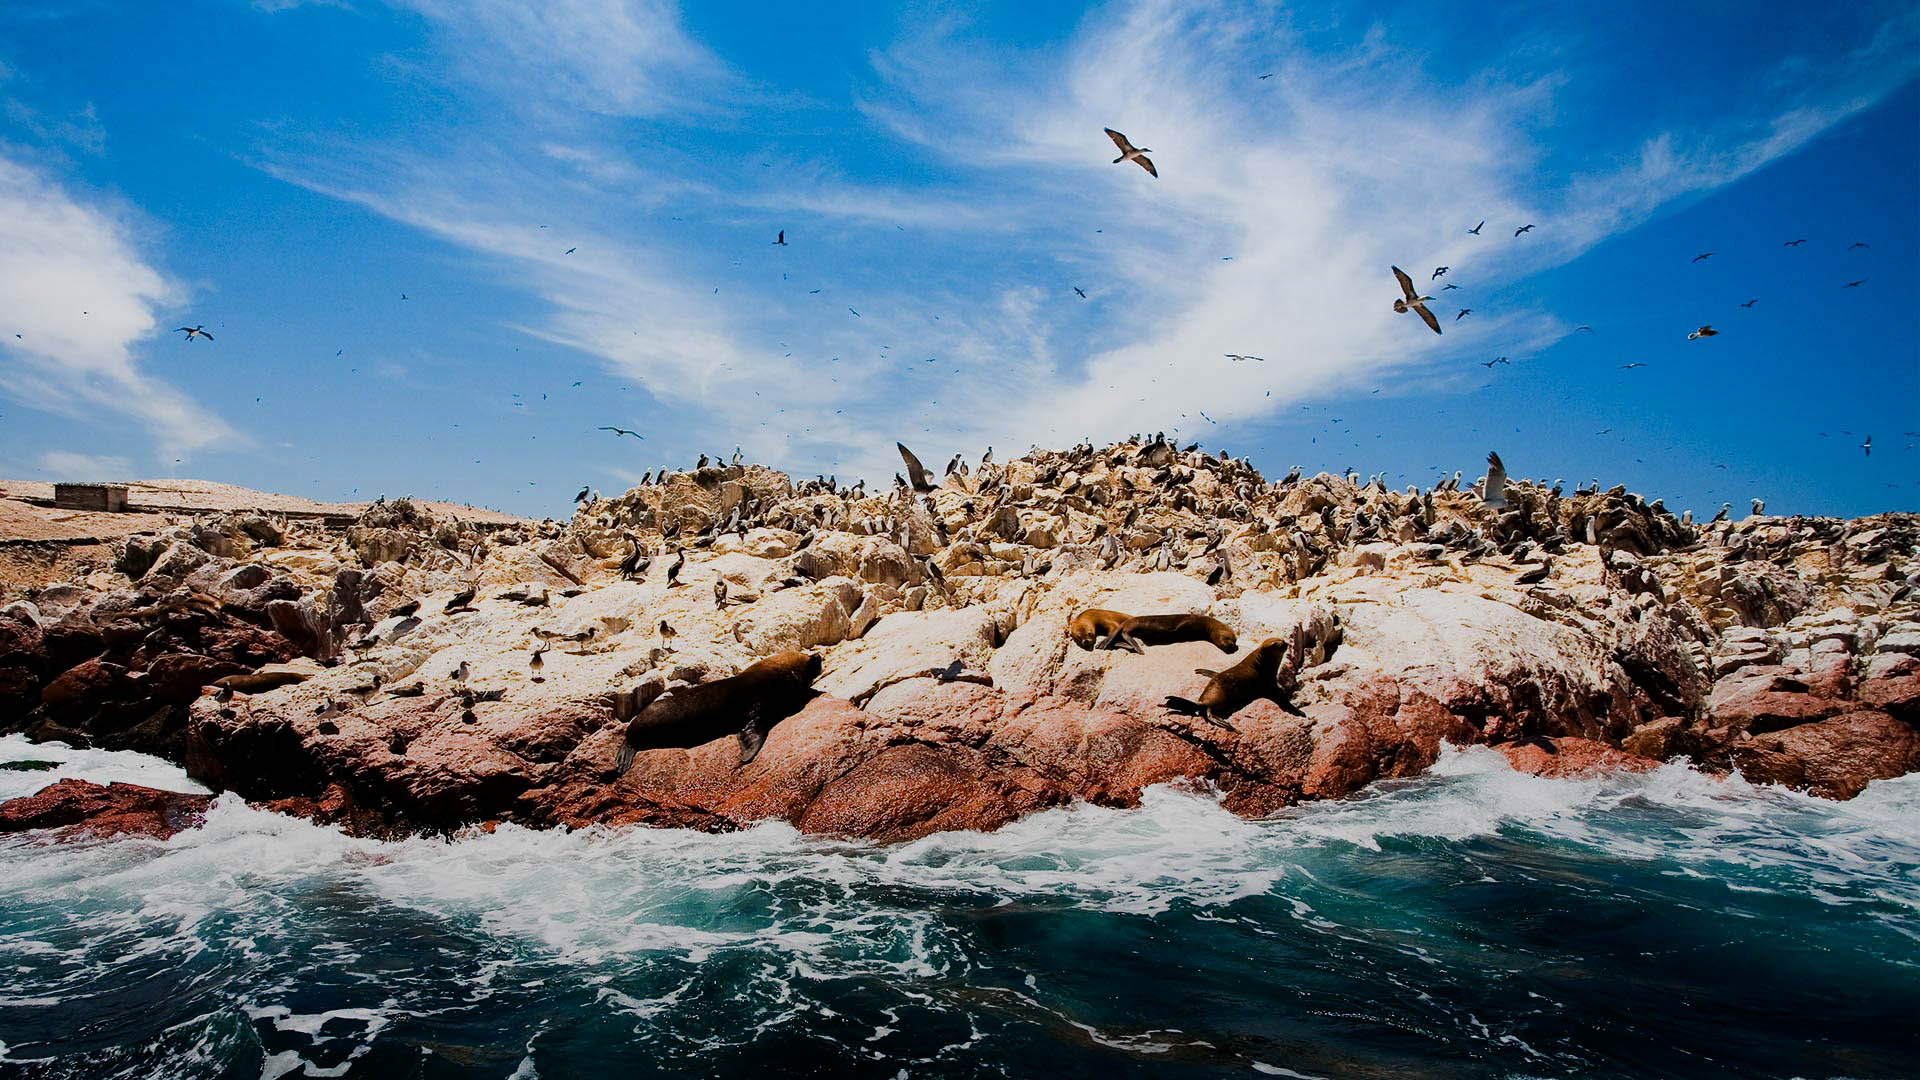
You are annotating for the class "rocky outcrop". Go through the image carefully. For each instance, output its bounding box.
[4,442,1918,843]
[0,778,213,840]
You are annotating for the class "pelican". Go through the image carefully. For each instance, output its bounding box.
[1103,128,1157,177]
[1391,267,1441,334]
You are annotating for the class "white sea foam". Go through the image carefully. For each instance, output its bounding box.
[0,733,207,800]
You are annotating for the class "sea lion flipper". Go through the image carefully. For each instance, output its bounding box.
[1201,712,1239,733]
[613,739,637,778]
[1163,695,1204,715]
[1193,668,1219,678]
[736,705,767,766]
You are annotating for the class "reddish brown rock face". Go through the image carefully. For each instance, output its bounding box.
[0,778,212,840]
[1497,737,1659,780]
[1729,713,1920,800]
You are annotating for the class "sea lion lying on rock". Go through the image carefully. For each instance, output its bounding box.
[1069,609,1239,655]
[613,650,823,775]
[1163,628,1303,731]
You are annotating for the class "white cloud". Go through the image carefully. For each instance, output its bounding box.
[37,449,132,478]
[0,154,236,459]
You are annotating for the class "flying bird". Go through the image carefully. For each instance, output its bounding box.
[564,247,576,255]
[1432,266,1449,280]
[1862,435,1872,457]
[1619,363,1647,369]
[774,230,787,246]
[597,426,644,439]
[1514,224,1535,236]
[1468,221,1484,235]
[1847,241,1869,250]
[1784,239,1807,247]
[1073,287,1087,298]
[897,442,936,491]
[1442,282,1460,290]
[1740,299,1759,308]
[1574,325,1594,332]
[1692,252,1714,262]
[176,325,213,341]
[1687,326,1718,339]
[1391,266,1441,334]
[1482,451,1508,508]
[1844,279,1867,289]
[1224,353,1265,363]
[1103,128,1157,177]
[1455,308,1472,321]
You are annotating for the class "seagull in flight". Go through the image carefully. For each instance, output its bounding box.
[1847,241,1870,250]
[176,325,213,341]
[1844,279,1867,288]
[1574,325,1594,332]
[1481,356,1510,367]
[1103,128,1157,177]
[1391,266,1441,334]
[1455,308,1472,321]
[1223,354,1266,363]
[1514,224,1535,236]
[597,426,644,440]
[1468,221,1484,235]
[1862,435,1872,457]
[1619,362,1647,369]
[1692,252,1714,262]
[1783,239,1807,247]
[775,230,787,246]
[1073,287,1087,299]
[564,247,577,255]
[1441,282,1460,290]
[1688,326,1718,339]
[1432,266,1449,280]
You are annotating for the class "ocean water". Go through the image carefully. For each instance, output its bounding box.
[1,734,1916,1080]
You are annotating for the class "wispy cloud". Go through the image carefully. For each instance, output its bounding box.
[38,449,132,478]
[0,153,236,459]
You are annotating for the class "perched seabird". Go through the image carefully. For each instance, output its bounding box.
[1710,502,1730,523]
[714,579,729,608]
[529,647,546,681]
[1692,252,1714,262]
[598,426,643,439]
[1103,128,1157,177]
[1482,451,1508,508]
[574,486,591,504]
[452,660,470,687]
[1514,224,1535,236]
[1751,498,1765,516]
[1391,266,1441,335]
[1468,221,1484,235]
[1514,560,1552,586]
[666,547,686,587]
[176,325,213,342]
[897,442,936,491]
[1687,326,1718,339]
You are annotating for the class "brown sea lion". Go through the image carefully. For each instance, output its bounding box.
[1163,628,1301,730]
[212,669,312,693]
[1108,613,1238,655]
[1067,608,1131,650]
[613,650,823,775]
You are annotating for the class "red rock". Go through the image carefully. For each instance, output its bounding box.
[1730,711,1920,800]
[1497,736,1658,779]
[1707,664,1842,735]
[0,778,212,840]
[142,653,248,704]
[39,658,132,714]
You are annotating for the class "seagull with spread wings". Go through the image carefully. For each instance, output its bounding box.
[1103,128,1157,177]
[1391,266,1441,334]
[897,442,937,492]
[597,426,644,439]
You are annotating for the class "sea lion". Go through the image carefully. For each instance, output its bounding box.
[1067,608,1130,650]
[1107,613,1239,655]
[1163,629,1301,730]
[613,650,823,775]
[213,669,312,693]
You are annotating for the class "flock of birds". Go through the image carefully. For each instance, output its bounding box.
[101,123,1902,518]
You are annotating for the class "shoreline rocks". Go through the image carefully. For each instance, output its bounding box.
[2,445,1916,843]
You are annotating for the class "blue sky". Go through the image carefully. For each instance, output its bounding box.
[1,0,1915,519]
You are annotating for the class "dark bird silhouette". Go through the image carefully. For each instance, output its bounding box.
[1692,252,1714,262]
[1431,266,1449,280]
[1619,362,1647,369]
[564,247,576,254]
[1740,299,1759,308]
[1468,221,1484,235]
[1455,308,1472,321]
[665,548,686,587]
[444,584,476,612]
[1783,239,1807,247]
[574,486,591,504]
[774,230,786,246]
[598,426,644,439]
[1862,435,1872,457]
[618,540,648,581]
[1442,282,1460,290]
[1073,287,1087,298]
[714,580,729,608]
[1103,128,1157,177]
[897,442,936,491]
[1687,325,1718,339]
[1844,279,1867,289]
[1481,356,1510,367]
[176,326,213,341]
[1514,224,1535,236]
[1847,241,1869,250]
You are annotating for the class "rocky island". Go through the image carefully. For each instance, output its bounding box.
[3,441,1917,842]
